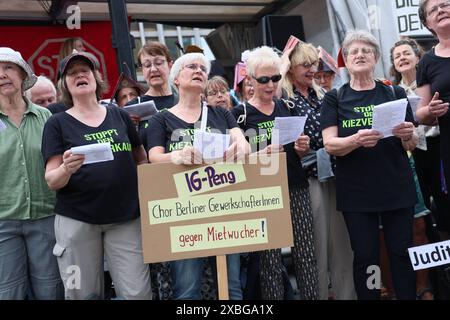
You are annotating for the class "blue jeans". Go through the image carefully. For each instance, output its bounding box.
[0,216,64,299]
[170,254,242,300]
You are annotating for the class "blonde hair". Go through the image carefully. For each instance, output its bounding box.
[282,42,323,99]
[58,38,83,61]
[245,46,281,78]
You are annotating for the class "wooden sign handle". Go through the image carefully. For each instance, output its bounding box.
[216,255,229,300]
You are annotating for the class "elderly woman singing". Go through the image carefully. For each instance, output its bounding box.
[320,30,418,300]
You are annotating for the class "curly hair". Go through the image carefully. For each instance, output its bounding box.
[389,38,424,85]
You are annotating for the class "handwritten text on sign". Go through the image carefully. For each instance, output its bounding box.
[148,186,283,225]
[170,218,268,253]
[173,163,246,197]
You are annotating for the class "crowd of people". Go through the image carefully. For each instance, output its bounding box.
[1,0,450,300]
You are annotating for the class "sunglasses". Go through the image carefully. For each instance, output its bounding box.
[252,74,282,84]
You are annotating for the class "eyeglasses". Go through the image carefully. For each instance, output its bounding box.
[348,47,375,57]
[182,63,208,73]
[314,73,333,81]
[427,1,450,18]
[141,59,166,69]
[301,62,319,69]
[207,88,228,96]
[252,74,282,84]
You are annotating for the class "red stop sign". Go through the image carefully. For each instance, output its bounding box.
[29,38,108,84]
[0,22,119,97]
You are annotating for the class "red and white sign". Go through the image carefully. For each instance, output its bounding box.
[283,35,301,53]
[0,21,119,97]
[318,46,339,75]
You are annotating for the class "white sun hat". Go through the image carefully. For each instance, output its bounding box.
[0,47,38,91]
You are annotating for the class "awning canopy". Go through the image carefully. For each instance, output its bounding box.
[327,0,399,79]
[0,0,303,27]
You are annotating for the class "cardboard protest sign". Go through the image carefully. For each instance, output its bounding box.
[233,62,247,91]
[283,35,301,53]
[318,46,339,75]
[138,154,293,263]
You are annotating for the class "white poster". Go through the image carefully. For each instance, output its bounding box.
[408,240,450,271]
[393,0,432,36]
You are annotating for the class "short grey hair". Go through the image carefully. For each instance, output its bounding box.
[341,30,381,61]
[245,46,281,77]
[25,75,56,100]
[169,53,211,88]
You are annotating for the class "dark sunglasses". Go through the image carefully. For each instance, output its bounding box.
[252,74,282,84]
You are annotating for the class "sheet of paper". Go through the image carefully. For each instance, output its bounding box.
[71,142,114,165]
[283,35,301,53]
[371,98,408,138]
[0,119,7,133]
[123,100,158,121]
[272,116,307,145]
[407,95,422,121]
[193,131,230,160]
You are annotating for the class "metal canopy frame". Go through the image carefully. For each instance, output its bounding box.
[1,0,302,24]
[0,0,303,78]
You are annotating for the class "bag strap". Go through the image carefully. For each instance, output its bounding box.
[236,102,247,126]
[280,98,295,110]
[236,98,295,126]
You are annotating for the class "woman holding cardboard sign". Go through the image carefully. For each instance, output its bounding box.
[42,51,151,300]
[232,46,319,300]
[147,52,250,300]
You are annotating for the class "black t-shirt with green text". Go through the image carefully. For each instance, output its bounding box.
[231,100,308,189]
[146,105,238,153]
[41,106,142,224]
[417,48,450,189]
[320,82,417,212]
[127,94,177,152]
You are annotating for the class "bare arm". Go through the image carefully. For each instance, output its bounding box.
[322,126,383,157]
[132,145,148,165]
[416,85,448,125]
[45,150,84,190]
[392,122,418,151]
[224,127,251,161]
[294,134,310,157]
[322,126,360,157]
[148,146,202,165]
[148,146,175,164]
[401,131,418,151]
